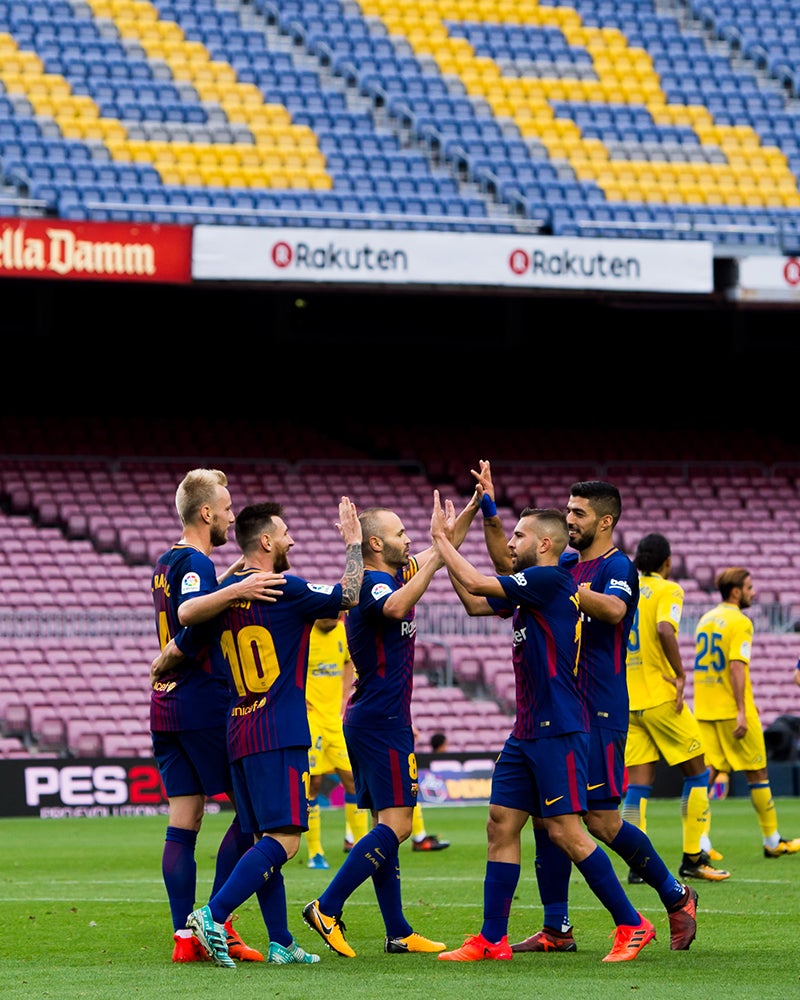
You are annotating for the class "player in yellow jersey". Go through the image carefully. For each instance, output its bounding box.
[694,567,800,859]
[622,534,729,883]
[305,615,370,869]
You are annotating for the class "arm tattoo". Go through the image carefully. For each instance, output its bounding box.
[340,543,363,608]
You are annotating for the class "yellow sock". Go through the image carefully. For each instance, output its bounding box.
[411,802,426,840]
[683,784,709,855]
[345,801,369,843]
[750,782,778,839]
[305,798,323,856]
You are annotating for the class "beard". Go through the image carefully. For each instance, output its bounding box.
[570,527,595,551]
[273,551,291,573]
[383,540,409,569]
[209,520,229,548]
[512,552,536,571]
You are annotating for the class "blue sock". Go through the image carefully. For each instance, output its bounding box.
[481,860,520,943]
[576,845,640,926]
[211,813,253,898]
[163,826,197,931]
[372,838,411,938]
[210,836,287,924]
[256,869,291,947]
[622,783,651,817]
[682,769,710,799]
[609,820,683,906]
[534,824,572,932]
[319,823,399,917]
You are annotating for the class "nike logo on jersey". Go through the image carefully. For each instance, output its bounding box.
[587,782,605,791]
[545,796,564,806]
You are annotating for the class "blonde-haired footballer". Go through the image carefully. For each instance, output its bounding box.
[694,567,800,859]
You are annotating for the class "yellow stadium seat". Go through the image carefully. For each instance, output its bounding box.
[308,171,333,190]
[641,183,666,204]
[682,185,708,204]
[199,169,225,187]
[225,171,251,189]
[212,147,238,170]
[179,168,205,187]
[703,188,726,206]
[244,170,276,189]
[158,168,183,186]
[762,190,787,207]
[128,142,159,163]
[286,172,312,189]
[240,147,267,169]
[168,143,195,166]
[57,118,121,141]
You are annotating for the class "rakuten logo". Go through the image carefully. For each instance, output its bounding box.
[270,240,408,272]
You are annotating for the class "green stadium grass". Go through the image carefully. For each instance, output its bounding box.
[5,797,800,1000]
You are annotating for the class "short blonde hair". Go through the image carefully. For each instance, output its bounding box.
[175,468,227,526]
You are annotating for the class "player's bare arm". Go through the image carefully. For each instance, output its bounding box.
[431,490,503,602]
[336,496,364,609]
[150,638,184,687]
[576,586,628,623]
[179,570,287,625]
[471,459,512,573]
[414,490,481,570]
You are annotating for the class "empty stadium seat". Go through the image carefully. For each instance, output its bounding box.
[3,0,799,239]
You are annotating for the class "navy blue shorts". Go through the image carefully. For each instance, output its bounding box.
[152,726,231,799]
[231,746,309,836]
[344,724,417,812]
[586,726,627,809]
[490,732,589,817]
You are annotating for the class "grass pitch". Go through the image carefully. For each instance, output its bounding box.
[4,797,800,1000]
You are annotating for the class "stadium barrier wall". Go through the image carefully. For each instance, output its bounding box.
[2,755,797,818]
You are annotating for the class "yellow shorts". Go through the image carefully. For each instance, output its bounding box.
[625,700,704,767]
[308,713,352,776]
[696,710,767,773]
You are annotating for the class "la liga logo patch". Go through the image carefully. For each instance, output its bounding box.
[181,572,201,595]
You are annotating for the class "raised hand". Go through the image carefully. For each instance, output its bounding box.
[336,495,362,547]
[470,458,495,501]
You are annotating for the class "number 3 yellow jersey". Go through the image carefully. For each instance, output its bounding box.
[626,572,684,710]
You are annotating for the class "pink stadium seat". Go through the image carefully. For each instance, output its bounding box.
[103,732,153,757]
[1,702,31,740]
[0,735,28,758]
[32,715,68,755]
[3,445,800,755]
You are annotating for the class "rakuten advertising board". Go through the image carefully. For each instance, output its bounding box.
[735,255,800,302]
[193,226,713,294]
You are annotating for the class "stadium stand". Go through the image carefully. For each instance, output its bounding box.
[0,0,799,247]
[2,415,800,759]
